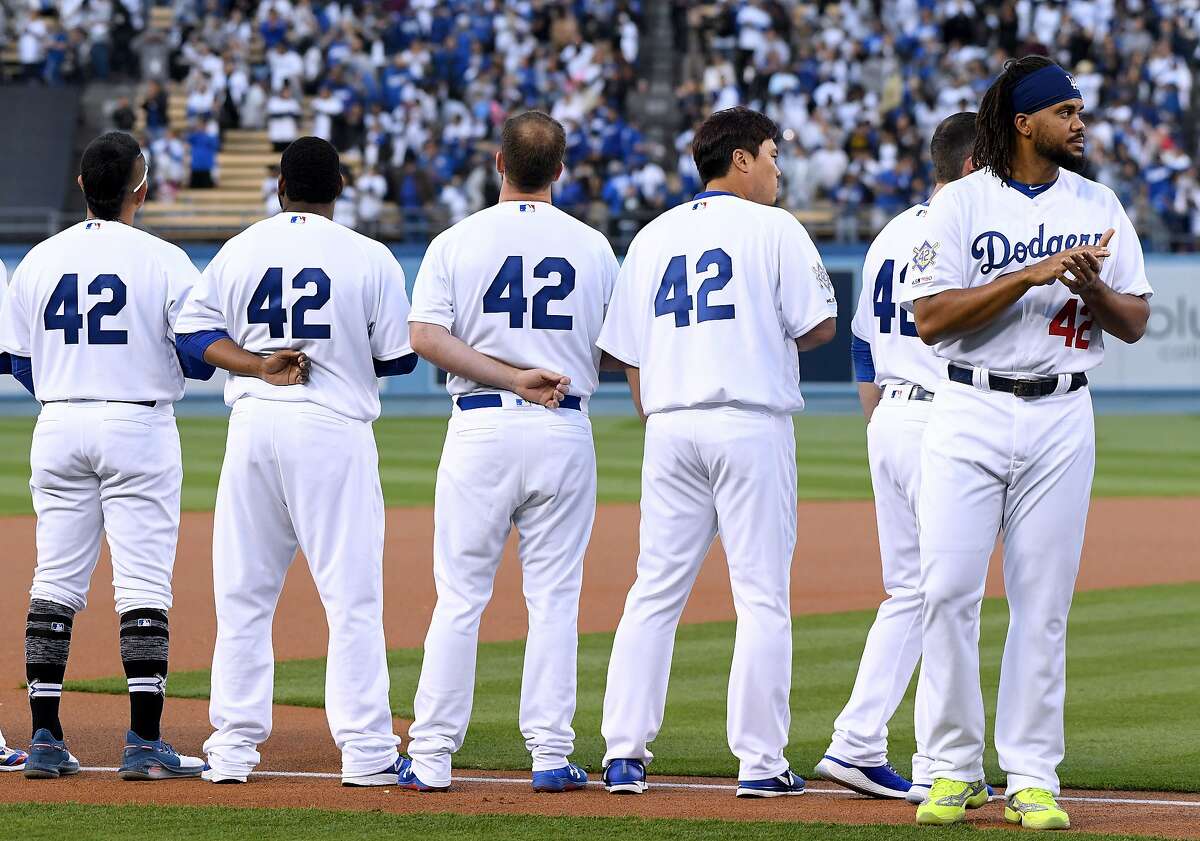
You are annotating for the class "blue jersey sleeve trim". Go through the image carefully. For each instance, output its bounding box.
[175,330,229,381]
[851,335,876,383]
[374,353,419,377]
[0,352,11,377]
[11,355,35,396]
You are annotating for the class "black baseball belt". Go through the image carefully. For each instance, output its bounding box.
[948,364,1087,398]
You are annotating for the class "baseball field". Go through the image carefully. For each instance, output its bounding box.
[0,412,1196,839]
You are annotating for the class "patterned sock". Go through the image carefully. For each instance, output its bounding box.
[120,609,170,742]
[26,598,75,741]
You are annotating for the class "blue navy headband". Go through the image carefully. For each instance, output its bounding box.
[1010,64,1082,115]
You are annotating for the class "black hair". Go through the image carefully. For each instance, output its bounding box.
[973,55,1056,182]
[80,131,143,220]
[929,111,978,183]
[500,111,566,192]
[692,106,779,184]
[279,136,342,204]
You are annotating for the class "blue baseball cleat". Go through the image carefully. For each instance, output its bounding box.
[395,756,449,792]
[0,745,29,772]
[736,768,806,798]
[816,755,912,799]
[23,729,81,779]
[532,762,588,792]
[118,730,204,780]
[603,758,647,794]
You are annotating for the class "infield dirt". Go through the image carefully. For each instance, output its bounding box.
[0,498,1196,836]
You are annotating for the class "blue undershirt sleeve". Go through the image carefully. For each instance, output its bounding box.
[11,355,35,396]
[174,330,229,381]
[373,353,419,377]
[851,335,876,383]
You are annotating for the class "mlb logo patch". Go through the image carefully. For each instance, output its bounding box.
[137,618,153,627]
[691,200,707,210]
[50,622,65,632]
[519,203,536,213]
[85,221,102,230]
[290,215,307,224]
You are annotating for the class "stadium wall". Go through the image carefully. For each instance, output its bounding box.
[0,244,1196,409]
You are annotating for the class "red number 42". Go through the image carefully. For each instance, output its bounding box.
[1049,299,1093,349]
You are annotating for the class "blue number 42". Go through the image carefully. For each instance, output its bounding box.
[43,273,128,345]
[873,259,917,336]
[654,249,735,328]
[247,267,332,339]
[482,256,576,330]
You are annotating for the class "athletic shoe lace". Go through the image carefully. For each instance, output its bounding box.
[1018,788,1059,808]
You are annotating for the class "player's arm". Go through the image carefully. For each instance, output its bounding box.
[625,366,646,423]
[795,317,836,351]
[1057,250,1149,343]
[408,321,570,409]
[850,335,880,421]
[911,236,1113,345]
[176,330,310,385]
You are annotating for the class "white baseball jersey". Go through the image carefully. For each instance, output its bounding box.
[0,220,200,402]
[597,192,836,415]
[408,200,619,398]
[851,203,947,392]
[899,168,1153,374]
[176,212,413,421]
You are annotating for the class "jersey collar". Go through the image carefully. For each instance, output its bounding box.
[692,190,738,200]
[1004,176,1058,199]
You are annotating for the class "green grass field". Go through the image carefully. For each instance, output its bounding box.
[73,582,1200,793]
[0,414,1194,515]
[0,804,1176,841]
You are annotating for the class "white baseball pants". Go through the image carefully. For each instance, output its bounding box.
[29,400,181,614]
[204,398,399,780]
[602,407,797,781]
[918,381,1094,795]
[827,394,932,782]
[407,401,596,787]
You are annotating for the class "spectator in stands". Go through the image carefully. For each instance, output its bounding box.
[356,165,388,238]
[19,10,48,83]
[262,164,282,217]
[142,79,169,138]
[265,84,301,152]
[187,119,220,189]
[111,96,135,132]
[333,165,358,230]
[151,127,187,202]
[311,86,342,142]
[240,80,267,130]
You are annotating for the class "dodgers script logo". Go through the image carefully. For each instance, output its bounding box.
[972,224,1106,275]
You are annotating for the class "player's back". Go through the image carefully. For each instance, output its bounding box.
[0,220,194,402]
[852,204,947,392]
[602,192,836,415]
[412,200,617,399]
[186,211,411,421]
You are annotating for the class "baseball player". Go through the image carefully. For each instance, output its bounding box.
[175,136,414,787]
[0,258,29,774]
[0,132,226,781]
[598,107,836,797]
[403,111,618,793]
[901,58,1151,829]
[815,112,978,803]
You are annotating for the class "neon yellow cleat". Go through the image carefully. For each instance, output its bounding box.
[1005,788,1071,830]
[914,778,990,825]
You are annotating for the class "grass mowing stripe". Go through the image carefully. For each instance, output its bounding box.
[0,803,1176,841]
[0,414,1192,514]
[70,583,1200,792]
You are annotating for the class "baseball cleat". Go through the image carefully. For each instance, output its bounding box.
[815,754,911,799]
[914,778,990,825]
[1005,787,1070,830]
[906,782,932,804]
[395,756,449,792]
[119,731,204,780]
[736,768,806,798]
[532,762,588,792]
[0,745,29,771]
[342,755,408,787]
[602,758,647,794]
[201,762,248,784]
[23,729,81,779]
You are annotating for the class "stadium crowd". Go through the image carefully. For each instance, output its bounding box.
[5,0,1198,248]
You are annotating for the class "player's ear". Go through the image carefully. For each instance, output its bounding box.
[961,155,975,177]
[552,161,564,183]
[494,150,505,178]
[277,175,287,208]
[77,174,85,193]
[1014,113,1033,139]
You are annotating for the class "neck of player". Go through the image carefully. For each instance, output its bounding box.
[1009,145,1059,186]
[700,176,753,201]
[498,183,552,205]
[281,200,335,220]
[87,202,138,227]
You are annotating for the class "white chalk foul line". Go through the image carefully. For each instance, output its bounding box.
[78,767,1200,807]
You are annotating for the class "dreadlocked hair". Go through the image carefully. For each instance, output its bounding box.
[972,54,1055,183]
